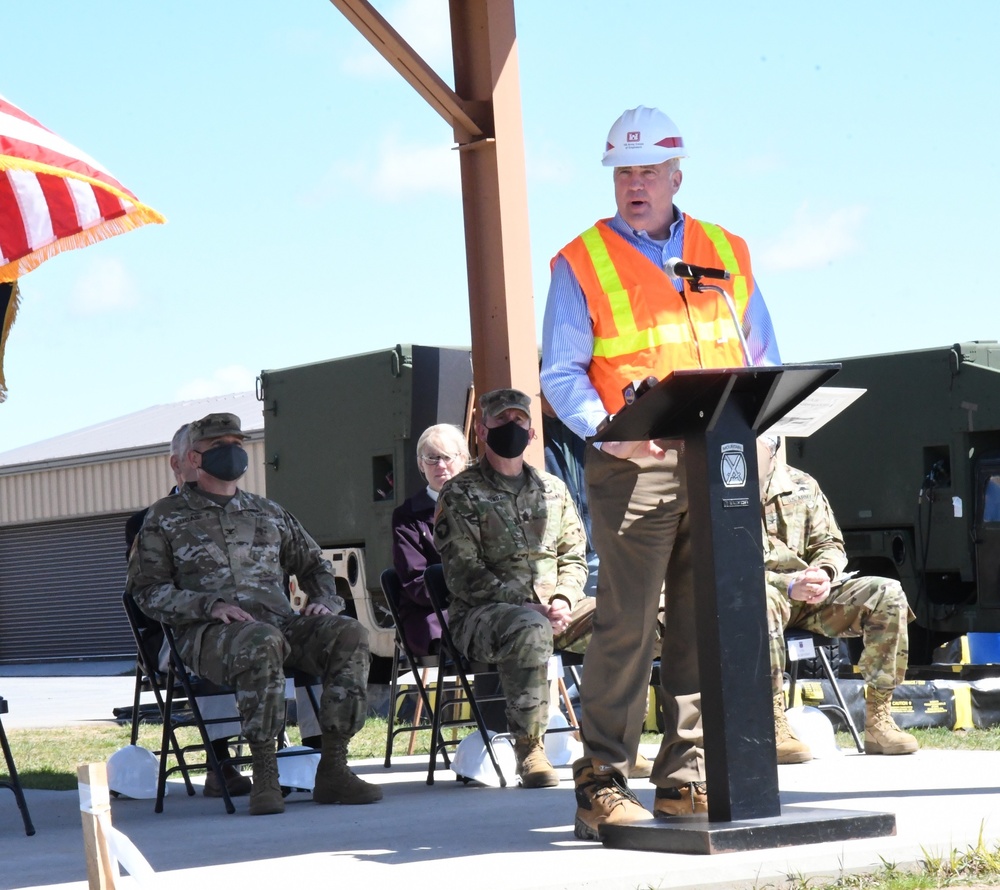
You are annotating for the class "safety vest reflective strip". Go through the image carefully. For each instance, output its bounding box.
[585,220,744,360]
[698,221,748,304]
[580,227,635,343]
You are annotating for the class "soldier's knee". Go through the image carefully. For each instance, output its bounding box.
[510,615,553,664]
[337,615,369,652]
[244,623,287,667]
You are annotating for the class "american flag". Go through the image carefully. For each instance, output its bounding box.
[0,93,165,283]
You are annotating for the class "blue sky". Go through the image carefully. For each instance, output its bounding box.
[1,0,997,453]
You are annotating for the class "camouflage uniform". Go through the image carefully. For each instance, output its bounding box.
[433,459,589,738]
[763,462,913,697]
[127,484,369,745]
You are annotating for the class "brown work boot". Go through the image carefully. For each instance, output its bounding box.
[514,736,560,788]
[573,757,653,840]
[204,761,253,797]
[865,687,919,755]
[653,781,708,817]
[314,733,383,804]
[248,742,285,816]
[630,751,653,779]
[774,693,813,764]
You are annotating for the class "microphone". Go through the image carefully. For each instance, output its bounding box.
[665,257,730,281]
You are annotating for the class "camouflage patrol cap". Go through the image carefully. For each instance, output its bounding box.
[188,412,249,445]
[479,388,531,419]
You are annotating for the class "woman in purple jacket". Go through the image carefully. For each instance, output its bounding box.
[391,424,470,655]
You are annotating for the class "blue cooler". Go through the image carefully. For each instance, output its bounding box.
[965,633,1000,664]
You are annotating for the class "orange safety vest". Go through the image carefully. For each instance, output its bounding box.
[555,214,753,414]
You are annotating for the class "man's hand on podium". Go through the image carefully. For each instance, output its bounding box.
[600,439,669,461]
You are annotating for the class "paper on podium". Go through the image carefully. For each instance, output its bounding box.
[763,386,865,438]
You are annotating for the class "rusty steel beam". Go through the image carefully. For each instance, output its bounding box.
[329,0,542,460]
[327,0,485,139]
[448,0,540,457]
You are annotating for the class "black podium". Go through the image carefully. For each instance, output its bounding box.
[595,364,896,854]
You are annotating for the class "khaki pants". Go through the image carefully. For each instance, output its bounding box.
[581,443,705,786]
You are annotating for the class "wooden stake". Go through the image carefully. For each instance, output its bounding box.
[78,762,117,890]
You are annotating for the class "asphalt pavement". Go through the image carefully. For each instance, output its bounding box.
[2,668,1000,890]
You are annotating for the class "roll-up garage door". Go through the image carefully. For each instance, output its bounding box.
[0,513,134,663]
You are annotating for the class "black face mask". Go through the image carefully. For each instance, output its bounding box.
[485,420,530,459]
[198,443,249,482]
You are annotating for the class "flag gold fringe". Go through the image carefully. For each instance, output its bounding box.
[0,207,165,283]
[0,280,20,403]
[0,153,166,220]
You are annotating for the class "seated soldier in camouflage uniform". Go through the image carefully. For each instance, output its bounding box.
[434,388,592,788]
[758,437,919,762]
[127,412,382,816]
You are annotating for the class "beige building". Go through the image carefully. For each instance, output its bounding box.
[0,392,263,664]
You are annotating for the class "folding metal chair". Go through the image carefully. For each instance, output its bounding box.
[379,568,446,767]
[123,590,321,813]
[422,564,510,787]
[122,590,244,813]
[785,628,865,753]
[0,695,35,836]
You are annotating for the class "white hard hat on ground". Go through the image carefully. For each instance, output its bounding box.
[450,731,517,787]
[543,712,583,766]
[785,706,842,758]
[276,746,321,791]
[602,106,687,167]
[107,745,161,799]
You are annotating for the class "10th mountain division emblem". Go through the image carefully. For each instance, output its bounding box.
[721,443,747,488]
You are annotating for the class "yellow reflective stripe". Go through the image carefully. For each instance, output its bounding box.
[698,220,748,305]
[593,321,691,358]
[595,318,743,359]
[697,221,740,273]
[581,226,638,336]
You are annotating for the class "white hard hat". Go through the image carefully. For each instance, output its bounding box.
[276,746,321,792]
[785,706,842,759]
[543,712,583,766]
[107,745,162,800]
[450,731,517,787]
[602,106,687,167]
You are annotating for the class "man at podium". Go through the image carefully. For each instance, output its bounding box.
[540,105,782,840]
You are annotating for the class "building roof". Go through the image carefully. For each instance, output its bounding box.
[0,391,263,470]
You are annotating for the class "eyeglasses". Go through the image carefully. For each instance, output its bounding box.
[420,453,460,466]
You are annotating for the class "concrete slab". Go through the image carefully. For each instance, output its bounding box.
[3,674,1000,890]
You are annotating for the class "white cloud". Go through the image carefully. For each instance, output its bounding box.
[175,365,257,400]
[372,135,460,199]
[341,0,452,80]
[70,256,139,314]
[758,203,867,272]
[306,133,459,204]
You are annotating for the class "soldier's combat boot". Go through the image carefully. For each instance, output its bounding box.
[573,757,652,840]
[774,692,813,764]
[248,741,284,816]
[514,736,560,788]
[630,751,653,779]
[865,687,919,755]
[314,732,383,804]
[653,781,708,817]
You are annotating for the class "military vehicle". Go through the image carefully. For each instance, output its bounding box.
[790,341,1000,663]
[257,344,474,669]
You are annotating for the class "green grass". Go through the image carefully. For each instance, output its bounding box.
[752,828,1000,888]
[5,722,1000,792]
[0,715,483,791]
